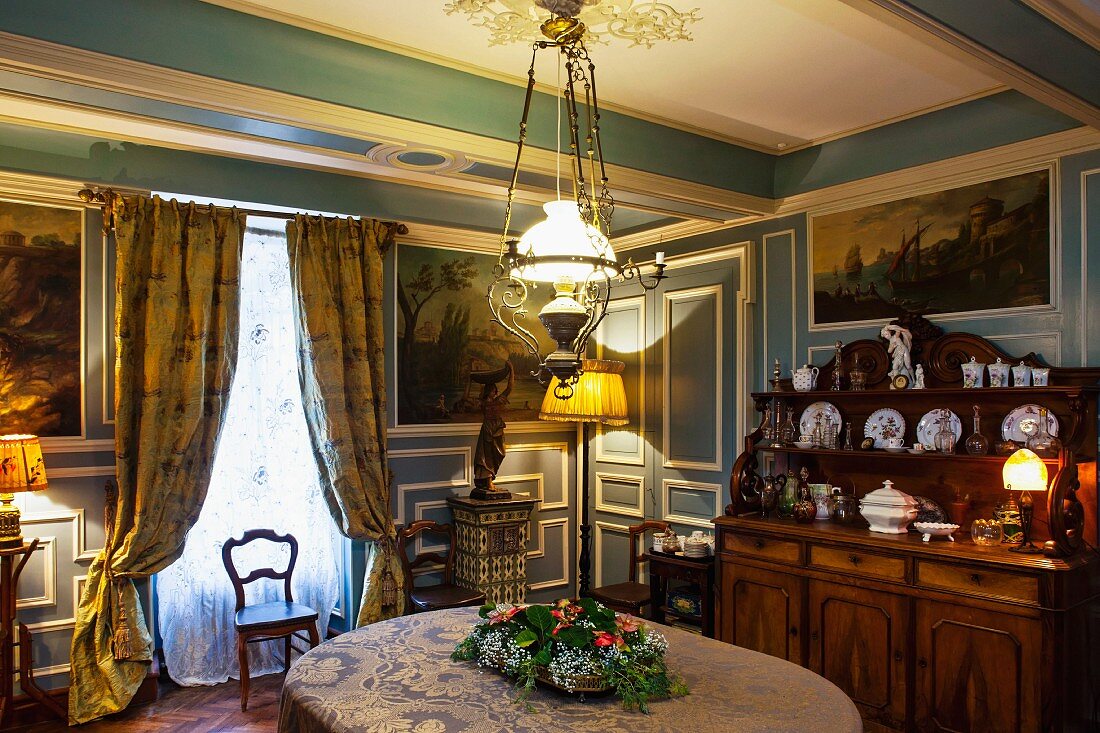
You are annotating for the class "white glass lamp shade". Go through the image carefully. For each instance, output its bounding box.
[513,200,618,283]
[1003,448,1048,493]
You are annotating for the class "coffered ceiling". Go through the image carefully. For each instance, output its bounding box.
[204,0,1001,150]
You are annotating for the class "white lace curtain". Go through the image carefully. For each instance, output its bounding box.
[156,219,339,686]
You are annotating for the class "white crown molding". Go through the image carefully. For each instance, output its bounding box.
[1017,1,1100,52]
[0,32,767,218]
[775,85,1007,155]
[776,126,1100,216]
[397,222,500,254]
[841,0,1100,129]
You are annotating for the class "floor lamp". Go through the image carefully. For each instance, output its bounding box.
[539,359,628,597]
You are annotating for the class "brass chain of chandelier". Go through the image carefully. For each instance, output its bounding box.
[487,14,666,399]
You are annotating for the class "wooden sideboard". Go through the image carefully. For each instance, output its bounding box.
[719,321,1100,732]
[714,516,1098,732]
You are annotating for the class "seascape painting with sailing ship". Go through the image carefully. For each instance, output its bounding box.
[811,169,1051,326]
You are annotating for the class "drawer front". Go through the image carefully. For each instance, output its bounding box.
[809,544,906,581]
[917,561,1038,603]
[721,533,800,564]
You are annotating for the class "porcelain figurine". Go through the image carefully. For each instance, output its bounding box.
[880,324,913,389]
[912,364,926,389]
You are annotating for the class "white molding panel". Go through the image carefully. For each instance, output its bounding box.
[662,479,723,529]
[594,473,645,519]
[662,284,723,472]
[22,509,100,562]
[504,442,569,511]
[16,536,57,610]
[595,295,646,466]
[592,521,630,589]
[389,446,472,525]
[526,518,570,591]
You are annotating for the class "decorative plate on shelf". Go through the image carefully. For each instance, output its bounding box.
[799,401,842,437]
[1001,404,1059,444]
[864,408,906,448]
[916,409,962,447]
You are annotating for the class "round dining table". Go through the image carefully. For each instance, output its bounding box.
[279,607,862,733]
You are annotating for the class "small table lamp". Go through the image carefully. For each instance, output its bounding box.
[0,435,48,549]
[1003,448,1048,554]
[539,359,628,597]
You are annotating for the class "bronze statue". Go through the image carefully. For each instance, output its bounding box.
[471,361,514,500]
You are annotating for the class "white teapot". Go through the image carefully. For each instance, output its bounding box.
[792,365,820,392]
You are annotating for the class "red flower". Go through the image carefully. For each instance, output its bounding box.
[593,631,624,648]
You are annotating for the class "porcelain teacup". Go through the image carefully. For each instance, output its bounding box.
[886,437,904,449]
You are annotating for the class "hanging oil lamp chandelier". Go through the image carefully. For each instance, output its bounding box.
[488,3,666,399]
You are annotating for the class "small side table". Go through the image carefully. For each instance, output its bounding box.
[446,495,539,605]
[645,550,715,638]
[0,540,65,725]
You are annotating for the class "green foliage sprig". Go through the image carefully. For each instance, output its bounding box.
[451,597,688,713]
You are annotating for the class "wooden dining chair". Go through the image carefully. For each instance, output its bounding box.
[396,520,486,613]
[589,519,670,614]
[221,529,320,711]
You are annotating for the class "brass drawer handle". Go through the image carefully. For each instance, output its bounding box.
[848,554,862,565]
[970,573,982,585]
[754,539,766,550]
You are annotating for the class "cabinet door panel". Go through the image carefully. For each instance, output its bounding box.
[915,600,1040,733]
[720,561,803,665]
[809,581,908,730]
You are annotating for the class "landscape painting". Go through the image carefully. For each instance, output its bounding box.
[810,169,1052,327]
[396,244,556,425]
[0,199,83,436]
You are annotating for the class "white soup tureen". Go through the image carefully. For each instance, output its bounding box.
[859,480,920,534]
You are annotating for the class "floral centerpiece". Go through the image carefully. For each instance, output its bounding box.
[451,597,688,712]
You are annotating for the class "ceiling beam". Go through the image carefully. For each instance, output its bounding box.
[841,0,1100,130]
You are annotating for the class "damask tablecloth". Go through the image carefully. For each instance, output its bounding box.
[278,607,862,733]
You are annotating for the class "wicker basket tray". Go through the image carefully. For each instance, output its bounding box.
[534,666,611,694]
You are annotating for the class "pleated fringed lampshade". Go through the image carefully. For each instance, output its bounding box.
[539,359,629,426]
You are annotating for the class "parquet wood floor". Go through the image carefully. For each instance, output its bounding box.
[12,672,283,733]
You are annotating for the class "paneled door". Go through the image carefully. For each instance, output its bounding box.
[720,562,803,665]
[914,599,1041,733]
[590,251,748,593]
[809,580,908,730]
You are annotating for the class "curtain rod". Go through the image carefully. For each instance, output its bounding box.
[77,187,408,235]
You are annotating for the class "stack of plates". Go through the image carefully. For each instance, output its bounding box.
[683,539,710,558]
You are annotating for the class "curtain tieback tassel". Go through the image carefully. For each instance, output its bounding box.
[111,582,133,661]
[380,536,398,612]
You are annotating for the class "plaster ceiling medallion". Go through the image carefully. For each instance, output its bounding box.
[443,0,701,47]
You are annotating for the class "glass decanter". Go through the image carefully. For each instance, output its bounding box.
[779,405,797,446]
[964,405,990,455]
[1025,406,1062,458]
[760,405,773,443]
[933,409,956,454]
[777,467,799,518]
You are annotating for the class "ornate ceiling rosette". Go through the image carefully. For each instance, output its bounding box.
[443,0,701,47]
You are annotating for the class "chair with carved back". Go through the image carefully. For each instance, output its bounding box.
[589,520,670,615]
[221,528,320,711]
[396,520,486,613]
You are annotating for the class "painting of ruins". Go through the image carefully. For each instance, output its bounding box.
[810,169,1052,327]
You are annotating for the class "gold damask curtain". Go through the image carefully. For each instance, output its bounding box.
[286,215,403,627]
[69,196,243,724]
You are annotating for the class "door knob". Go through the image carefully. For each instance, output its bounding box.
[789,626,798,637]
[918,658,928,669]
